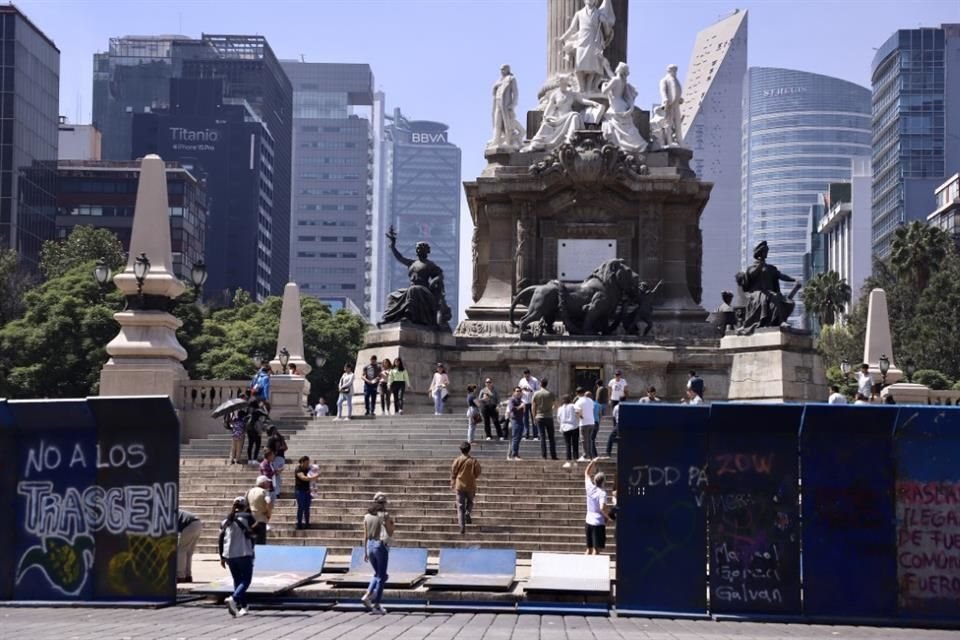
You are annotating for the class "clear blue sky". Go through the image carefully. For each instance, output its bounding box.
[16,0,960,316]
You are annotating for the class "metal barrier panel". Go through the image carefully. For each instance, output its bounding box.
[894,406,960,621]
[7,400,99,601]
[800,404,898,619]
[0,400,15,600]
[707,403,803,616]
[616,403,709,616]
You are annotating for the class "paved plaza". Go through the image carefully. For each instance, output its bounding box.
[2,606,959,640]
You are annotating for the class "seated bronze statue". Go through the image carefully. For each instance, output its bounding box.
[735,240,799,335]
[380,227,452,331]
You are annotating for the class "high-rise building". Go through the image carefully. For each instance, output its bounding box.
[681,9,747,307]
[54,160,207,281]
[0,6,59,270]
[871,24,960,260]
[927,173,960,250]
[741,68,872,324]
[375,109,462,324]
[58,119,102,161]
[281,61,374,315]
[132,78,275,301]
[92,34,292,294]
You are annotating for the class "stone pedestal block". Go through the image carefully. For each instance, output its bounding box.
[269,375,311,418]
[99,357,188,399]
[880,382,931,405]
[721,329,827,403]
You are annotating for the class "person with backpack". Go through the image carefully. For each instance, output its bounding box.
[360,492,395,614]
[218,496,257,617]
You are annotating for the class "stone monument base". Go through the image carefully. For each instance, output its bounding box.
[721,329,827,403]
[269,375,311,418]
[99,357,188,400]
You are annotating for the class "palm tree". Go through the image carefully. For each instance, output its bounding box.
[890,221,951,291]
[803,271,852,327]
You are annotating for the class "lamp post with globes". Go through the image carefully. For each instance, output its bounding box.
[315,355,326,369]
[133,252,151,299]
[279,346,290,373]
[189,260,208,298]
[840,359,851,376]
[93,259,112,289]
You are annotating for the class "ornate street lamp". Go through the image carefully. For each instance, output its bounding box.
[315,355,327,369]
[252,351,264,368]
[840,359,851,376]
[190,260,208,296]
[279,347,291,371]
[133,252,151,298]
[904,359,916,384]
[879,354,890,386]
[93,259,112,288]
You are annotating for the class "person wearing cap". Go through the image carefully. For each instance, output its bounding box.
[517,369,541,439]
[218,496,257,617]
[246,475,274,544]
[361,492,395,614]
[478,378,502,440]
[583,459,611,555]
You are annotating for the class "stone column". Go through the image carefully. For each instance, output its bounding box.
[269,282,312,418]
[604,0,629,67]
[864,288,903,384]
[99,154,188,399]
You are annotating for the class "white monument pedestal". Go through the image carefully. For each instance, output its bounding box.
[269,375,311,418]
[880,382,931,405]
[99,357,187,399]
[721,329,827,403]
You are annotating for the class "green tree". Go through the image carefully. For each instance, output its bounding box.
[0,262,124,398]
[816,324,860,371]
[40,226,126,280]
[0,248,35,325]
[889,221,951,292]
[802,270,851,327]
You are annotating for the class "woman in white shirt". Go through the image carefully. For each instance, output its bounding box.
[429,363,450,415]
[336,364,355,420]
[557,394,579,468]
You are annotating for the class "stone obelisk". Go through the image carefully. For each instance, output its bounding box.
[546,0,629,80]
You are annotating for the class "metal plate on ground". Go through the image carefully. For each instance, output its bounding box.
[425,548,516,591]
[195,545,327,595]
[524,553,610,594]
[332,547,428,588]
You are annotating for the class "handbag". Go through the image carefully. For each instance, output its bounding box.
[440,388,450,401]
[378,513,392,547]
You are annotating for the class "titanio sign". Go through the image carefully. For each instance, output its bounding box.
[169,127,219,152]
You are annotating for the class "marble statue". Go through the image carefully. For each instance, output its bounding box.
[648,105,671,149]
[521,75,604,153]
[380,227,452,330]
[658,64,684,146]
[558,0,616,94]
[735,241,800,335]
[489,64,525,150]
[600,62,647,153]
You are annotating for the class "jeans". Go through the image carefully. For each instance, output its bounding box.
[562,429,580,460]
[391,381,406,412]
[337,392,352,418]
[580,424,597,459]
[537,417,557,459]
[380,384,391,413]
[522,403,539,438]
[246,431,261,461]
[510,418,524,458]
[467,408,478,443]
[295,489,312,526]
[226,556,254,609]
[433,389,445,414]
[482,405,503,439]
[365,540,389,606]
[364,383,378,415]
[456,490,474,531]
[272,456,285,498]
[606,425,619,457]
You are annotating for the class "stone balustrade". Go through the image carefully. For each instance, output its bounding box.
[175,380,249,412]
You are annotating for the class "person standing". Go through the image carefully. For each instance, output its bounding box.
[517,369,540,439]
[607,370,628,411]
[294,456,319,530]
[245,400,268,464]
[466,384,480,444]
[532,378,558,460]
[250,365,272,412]
[593,380,607,424]
[828,385,848,404]
[478,378,503,440]
[574,387,597,461]
[390,357,409,415]
[639,386,661,403]
[362,356,382,416]
[583,459,611,556]
[361,492,395,615]
[558,394,580,468]
[176,509,202,583]
[228,410,246,464]
[337,364,355,420]
[258,449,276,492]
[450,442,482,534]
[379,359,393,415]
[246,475,274,544]
[852,363,873,401]
[429,363,450,415]
[265,427,287,498]
[507,386,526,461]
[314,398,330,417]
[218,496,256,617]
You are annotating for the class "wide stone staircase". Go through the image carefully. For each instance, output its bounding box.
[179,414,618,559]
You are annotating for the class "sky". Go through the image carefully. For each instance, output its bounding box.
[15,0,960,318]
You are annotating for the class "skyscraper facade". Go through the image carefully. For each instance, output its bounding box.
[871,24,960,259]
[92,34,292,295]
[0,6,59,270]
[681,9,747,307]
[741,68,871,324]
[281,61,374,315]
[376,110,461,324]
